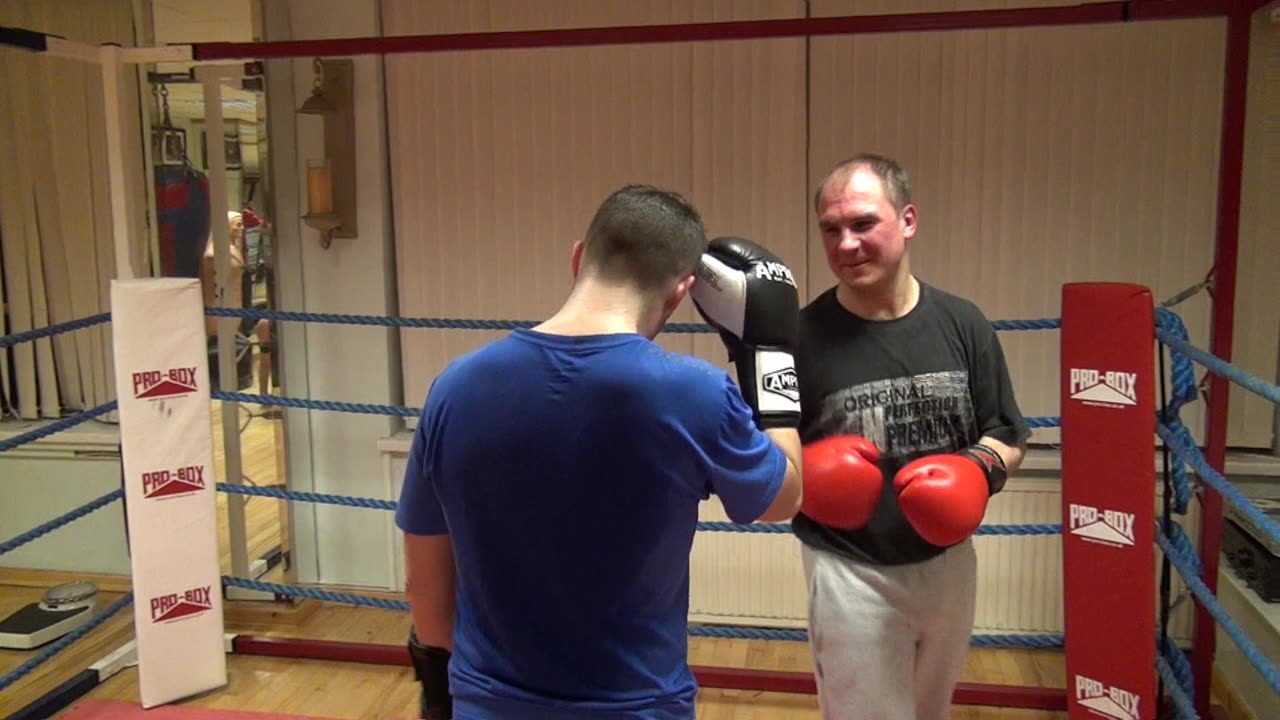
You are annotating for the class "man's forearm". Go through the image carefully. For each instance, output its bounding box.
[407,585,456,650]
[759,427,803,521]
[765,427,803,478]
[404,534,457,650]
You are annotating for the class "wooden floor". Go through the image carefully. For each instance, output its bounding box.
[4,381,1075,718]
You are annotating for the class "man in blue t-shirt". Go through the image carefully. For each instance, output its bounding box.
[395,184,805,720]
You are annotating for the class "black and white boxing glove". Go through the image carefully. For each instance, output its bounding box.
[691,236,801,429]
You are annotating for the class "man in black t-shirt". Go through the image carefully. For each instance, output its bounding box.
[794,154,1030,720]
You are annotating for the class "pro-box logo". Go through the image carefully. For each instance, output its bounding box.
[762,368,799,402]
[132,367,198,400]
[1069,368,1137,407]
[142,465,206,500]
[1075,674,1140,720]
[150,585,214,624]
[1068,503,1135,547]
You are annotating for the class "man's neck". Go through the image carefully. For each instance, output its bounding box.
[836,272,920,321]
[533,281,653,337]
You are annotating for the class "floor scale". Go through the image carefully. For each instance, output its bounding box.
[0,581,99,649]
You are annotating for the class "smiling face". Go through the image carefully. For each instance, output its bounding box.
[815,164,916,293]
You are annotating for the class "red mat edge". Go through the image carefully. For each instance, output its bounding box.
[58,698,372,720]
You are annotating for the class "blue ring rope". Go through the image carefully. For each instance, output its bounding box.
[1156,526,1280,696]
[0,312,111,349]
[212,391,418,417]
[1157,420,1280,548]
[221,575,1062,647]
[216,483,1058,535]
[205,306,1060,334]
[1156,316,1280,406]
[212,389,1060,431]
[0,488,124,557]
[0,308,1058,352]
[0,401,117,454]
[1156,655,1199,720]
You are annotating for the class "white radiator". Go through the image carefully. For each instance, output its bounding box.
[689,475,1199,644]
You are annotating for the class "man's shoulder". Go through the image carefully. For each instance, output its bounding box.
[424,333,527,394]
[636,344,735,394]
[921,282,994,331]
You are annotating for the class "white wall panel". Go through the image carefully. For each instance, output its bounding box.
[382,0,809,415]
[383,1,1272,450]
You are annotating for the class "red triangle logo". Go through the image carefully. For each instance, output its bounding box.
[137,378,196,399]
[155,601,209,623]
[145,479,205,499]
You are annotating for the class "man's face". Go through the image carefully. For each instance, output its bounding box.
[816,167,915,291]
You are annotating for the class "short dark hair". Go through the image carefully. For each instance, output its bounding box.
[580,184,707,292]
[814,153,913,214]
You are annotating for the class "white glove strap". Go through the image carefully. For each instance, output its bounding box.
[753,349,800,416]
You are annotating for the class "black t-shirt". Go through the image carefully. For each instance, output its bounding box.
[791,281,1031,566]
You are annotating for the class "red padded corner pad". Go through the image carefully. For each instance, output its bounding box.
[1060,282,1157,720]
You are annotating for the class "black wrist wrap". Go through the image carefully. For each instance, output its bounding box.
[960,444,1008,495]
[408,629,452,720]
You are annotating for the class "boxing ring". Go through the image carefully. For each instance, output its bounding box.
[0,1,1275,718]
[3,286,1279,719]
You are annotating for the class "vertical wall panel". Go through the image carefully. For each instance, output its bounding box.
[1230,6,1280,449]
[382,0,808,414]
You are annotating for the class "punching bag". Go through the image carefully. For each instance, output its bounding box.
[155,165,211,278]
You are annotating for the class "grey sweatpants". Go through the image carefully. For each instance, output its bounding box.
[802,540,977,720]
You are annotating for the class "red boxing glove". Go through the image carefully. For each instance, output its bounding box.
[892,452,992,547]
[800,435,884,530]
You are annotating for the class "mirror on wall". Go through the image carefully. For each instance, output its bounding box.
[147,69,276,399]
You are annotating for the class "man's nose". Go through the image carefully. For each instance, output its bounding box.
[837,229,861,251]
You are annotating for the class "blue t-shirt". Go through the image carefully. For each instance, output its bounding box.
[395,328,787,719]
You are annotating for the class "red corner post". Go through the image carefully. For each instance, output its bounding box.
[1191,4,1252,717]
[1061,283,1158,720]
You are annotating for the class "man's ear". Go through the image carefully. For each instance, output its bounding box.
[570,240,586,279]
[667,274,696,314]
[901,203,918,241]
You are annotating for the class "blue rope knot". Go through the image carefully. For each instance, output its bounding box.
[1155,308,1198,414]
[1156,307,1280,407]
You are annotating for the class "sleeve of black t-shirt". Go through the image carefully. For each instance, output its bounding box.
[970,316,1032,448]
